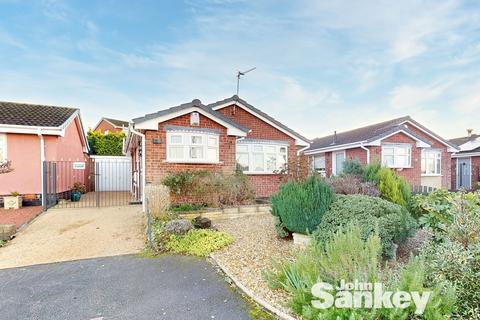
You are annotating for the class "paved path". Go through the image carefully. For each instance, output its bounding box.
[0,255,252,320]
[0,206,144,269]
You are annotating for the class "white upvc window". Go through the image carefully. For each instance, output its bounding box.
[0,133,6,163]
[312,154,326,177]
[381,143,411,168]
[166,131,219,163]
[236,143,287,174]
[422,149,441,175]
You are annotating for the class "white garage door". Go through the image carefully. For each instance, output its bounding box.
[92,156,132,192]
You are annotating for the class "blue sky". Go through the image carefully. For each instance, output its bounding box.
[0,0,479,139]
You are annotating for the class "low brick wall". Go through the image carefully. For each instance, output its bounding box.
[179,204,271,221]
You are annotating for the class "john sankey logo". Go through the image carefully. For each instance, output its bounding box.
[311,280,431,314]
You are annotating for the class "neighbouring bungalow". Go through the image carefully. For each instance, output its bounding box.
[93,117,129,134]
[0,101,89,205]
[124,95,310,203]
[304,116,459,189]
[450,129,480,190]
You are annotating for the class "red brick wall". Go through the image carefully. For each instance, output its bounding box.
[94,120,124,133]
[144,113,236,185]
[320,129,452,189]
[452,156,480,190]
[472,156,480,188]
[216,104,299,197]
[381,132,421,186]
[346,148,368,163]
[403,126,452,189]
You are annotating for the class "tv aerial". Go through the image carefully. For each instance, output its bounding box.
[236,67,256,96]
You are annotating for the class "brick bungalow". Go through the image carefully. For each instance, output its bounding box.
[93,117,129,134]
[450,130,480,190]
[304,116,459,189]
[124,95,310,204]
[0,102,89,206]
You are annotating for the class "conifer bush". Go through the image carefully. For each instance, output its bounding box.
[378,167,411,207]
[270,176,335,235]
[313,194,417,258]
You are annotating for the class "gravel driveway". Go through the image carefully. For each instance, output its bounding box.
[0,255,252,320]
[0,206,144,269]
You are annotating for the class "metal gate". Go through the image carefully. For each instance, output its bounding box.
[43,156,137,209]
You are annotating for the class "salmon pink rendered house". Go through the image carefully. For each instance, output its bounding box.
[0,102,89,206]
[125,95,310,204]
[304,116,459,189]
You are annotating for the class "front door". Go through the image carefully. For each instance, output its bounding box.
[457,157,472,189]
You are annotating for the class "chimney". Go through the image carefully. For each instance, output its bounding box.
[332,131,337,145]
[467,129,474,137]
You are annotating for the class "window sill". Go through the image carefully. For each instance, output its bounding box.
[421,174,442,177]
[386,166,413,169]
[164,160,222,165]
[243,171,282,175]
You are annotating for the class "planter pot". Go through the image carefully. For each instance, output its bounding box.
[293,232,312,246]
[71,191,81,202]
[3,196,22,210]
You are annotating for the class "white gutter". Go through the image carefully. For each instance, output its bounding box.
[297,145,310,156]
[38,130,46,208]
[360,143,370,164]
[129,127,146,212]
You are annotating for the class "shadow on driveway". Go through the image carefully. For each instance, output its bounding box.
[0,255,253,320]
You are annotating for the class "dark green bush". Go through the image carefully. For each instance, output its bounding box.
[313,195,417,258]
[87,129,126,156]
[270,176,335,235]
[341,158,363,176]
[362,160,381,184]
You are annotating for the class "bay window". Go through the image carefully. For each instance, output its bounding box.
[381,143,411,168]
[236,141,287,174]
[421,149,441,175]
[166,131,219,163]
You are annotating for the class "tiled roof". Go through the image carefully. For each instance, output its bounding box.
[207,95,310,144]
[0,101,77,127]
[306,116,457,152]
[133,99,250,133]
[308,116,410,150]
[449,134,480,147]
[104,118,129,128]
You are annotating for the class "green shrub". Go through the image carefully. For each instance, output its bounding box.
[264,225,382,318]
[313,195,417,258]
[170,203,206,212]
[362,160,381,184]
[421,240,480,319]
[162,170,255,207]
[375,257,456,320]
[265,226,455,320]
[87,129,126,156]
[341,158,364,176]
[270,176,335,235]
[378,167,411,207]
[166,229,234,256]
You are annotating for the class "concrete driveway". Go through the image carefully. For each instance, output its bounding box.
[0,206,144,269]
[0,255,252,320]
